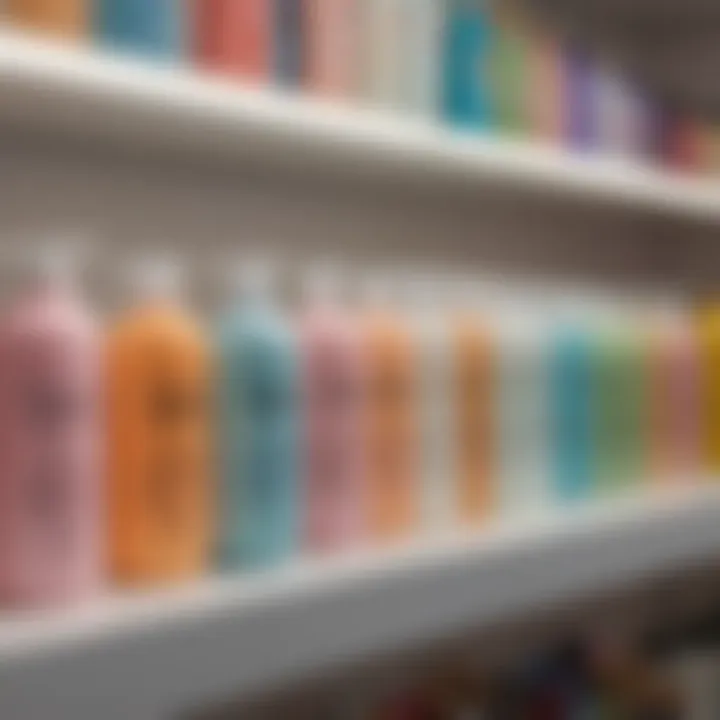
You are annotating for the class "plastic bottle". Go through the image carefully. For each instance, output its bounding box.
[304,0,358,99]
[360,0,406,110]
[275,0,304,86]
[218,260,298,569]
[194,0,271,80]
[399,0,445,117]
[298,263,364,553]
[527,30,563,143]
[402,274,456,536]
[645,300,700,485]
[0,242,101,606]
[443,0,494,130]
[564,45,598,151]
[107,259,211,586]
[549,299,596,503]
[695,303,720,478]
[5,0,88,39]
[450,281,494,525]
[94,0,186,60]
[359,273,418,544]
[494,298,552,516]
[489,0,528,136]
[593,300,648,495]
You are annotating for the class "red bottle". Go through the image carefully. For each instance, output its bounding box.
[194,0,272,82]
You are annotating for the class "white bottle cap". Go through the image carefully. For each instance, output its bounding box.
[24,232,90,292]
[358,272,394,310]
[232,258,277,304]
[301,261,344,306]
[131,257,184,302]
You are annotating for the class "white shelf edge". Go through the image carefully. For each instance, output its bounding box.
[1,487,720,719]
[0,29,719,222]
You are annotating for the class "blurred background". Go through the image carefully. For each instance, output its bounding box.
[1,1,720,719]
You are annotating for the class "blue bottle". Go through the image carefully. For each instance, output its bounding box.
[218,262,298,570]
[94,0,186,60]
[550,316,595,503]
[443,0,494,129]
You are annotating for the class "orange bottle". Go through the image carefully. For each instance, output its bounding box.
[451,303,494,526]
[107,262,212,586]
[696,303,720,477]
[5,0,88,39]
[360,278,418,544]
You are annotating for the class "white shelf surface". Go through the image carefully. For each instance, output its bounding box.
[1,488,720,719]
[0,29,719,222]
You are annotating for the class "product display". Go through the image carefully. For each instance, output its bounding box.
[0,250,714,607]
[3,1,718,175]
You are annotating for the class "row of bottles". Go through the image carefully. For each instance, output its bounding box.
[3,1,720,176]
[1,248,719,608]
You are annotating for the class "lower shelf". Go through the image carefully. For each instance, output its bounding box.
[1,487,719,720]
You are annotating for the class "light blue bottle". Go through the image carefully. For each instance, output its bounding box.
[218,263,298,570]
[443,0,494,129]
[550,314,595,504]
[94,0,187,60]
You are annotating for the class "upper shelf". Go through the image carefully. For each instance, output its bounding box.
[0,28,719,222]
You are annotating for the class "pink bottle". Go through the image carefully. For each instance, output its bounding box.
[0,245,101,607]
[649,303,701,483]
[299,265,364,553]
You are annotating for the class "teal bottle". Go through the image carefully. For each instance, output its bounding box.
[443,0,494,129]
[94,0,186,60]
[218,264,298,570]
[551,322,595,503]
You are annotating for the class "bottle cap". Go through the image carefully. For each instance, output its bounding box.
[301,261,345,306]
[24,231,89,291]
[131,256,184,301]
[232,257,277,304]
[358,272,394,310]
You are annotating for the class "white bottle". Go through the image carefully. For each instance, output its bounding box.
[492,295,552,518]
[360,0,406,110]
[402,273,456,535]
[399,0,445,117]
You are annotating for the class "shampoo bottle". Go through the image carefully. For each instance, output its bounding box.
[95,0,186,60]
[359,274,418,543]
[0,243,101,606]
[304,0,358,99]
[450,283,494,525]
[5,0,88,39]
[403,275,456,535]
[695,303,720,477]
[443,0,494,129]
[218,261,298,569]
[550,301,595,503]
[594,302,648,495]
[494,299,552,516]
[299,264,364,553]
[194,0,271,80]
[107,260,211,586]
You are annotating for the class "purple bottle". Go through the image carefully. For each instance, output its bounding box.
[564,46,597,151]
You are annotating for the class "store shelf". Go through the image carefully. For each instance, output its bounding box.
[0,29,719,222]
[1,489,720,719]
